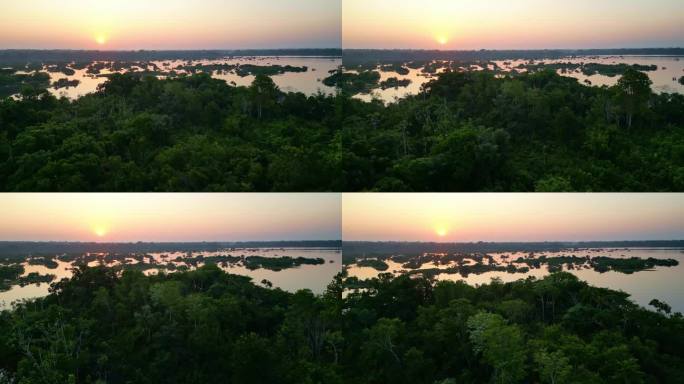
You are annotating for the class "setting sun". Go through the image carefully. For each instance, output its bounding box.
[95,35,107,45]
[435,227,448,237]
[93,226,108,237]
[344,0,684,49]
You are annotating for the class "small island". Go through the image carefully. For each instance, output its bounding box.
[323,70,381,94]
[52,78,80,89]
[0,265,55,291]
[356,259,390,271]
[0,70,50,98]
[235,64,308,77]
[380,77,411,89]
[380,63,410,75]
[348,250,679,279]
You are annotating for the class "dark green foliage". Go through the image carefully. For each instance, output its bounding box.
[2,62,682,191]
[235,64,308,77]
[356,259,390,271]
[380,63,410,75]
[649,299,672,315]
[520,62,658,77]
[0,71,50,98]
[27,256,59,269]
[512,254,679,274]
[380,77,411,89]
[52,78,80,89]
[590,256,678,273]
[45,63,76,76]
[0,265,23,281]
[0,264,54,291]
[0,265,344,383]
[243,256,325,271]
[16,272,55,286]
[0,265,24,291]
[0,73,340,191]
[342,69,684,191]
[323,70,381,94]
[1,268,682,383]
[340,272,684,384]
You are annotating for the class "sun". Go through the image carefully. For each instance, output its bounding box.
[93,226,108,238]
[95,34,108,45]
[435,227,448,237]
[436,35,449,46]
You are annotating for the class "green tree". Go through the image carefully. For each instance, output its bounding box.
[534,349,571,384]
[468,312,527,384]
[615,68,652,129]
[249,74,279,119]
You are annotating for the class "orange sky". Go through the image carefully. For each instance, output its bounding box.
[0,0,341,49]
[342,194,684,242]
[343,0,684,49]
[2,193,682,243]
[0,194,341,242]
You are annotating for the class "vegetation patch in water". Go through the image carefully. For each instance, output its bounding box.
[356,259,390,271]
[0,265,24,291]
[243,256,325,271]
[352,251,678,278]
[380,63,410,75]
[0,70,50,98]
[27,256,59,269]
[380,77,411,89]
[520,62,659,77]
[1,265,55,291]
[323,70,380,94]
[235,64,308,77]
[52,78,80,89]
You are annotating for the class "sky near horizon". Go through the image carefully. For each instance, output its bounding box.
[0,194,341,242]
[0,0,341,49]
[344,0,684,49]
[342,194,684,242]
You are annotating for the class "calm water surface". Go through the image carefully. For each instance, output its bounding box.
[355,56,684,103]
[346,248,684,312]
[0,247,341,309]
[23,56,340,99]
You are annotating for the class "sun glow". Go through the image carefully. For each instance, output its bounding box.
[93,226,108,238]
[435,227,448,237]
[344,0,684,50]
[95,34,107,45]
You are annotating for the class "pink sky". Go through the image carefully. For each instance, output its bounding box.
[0,194,341,242]
[343,194,684,242]
[0,0,341,49]
[344,0,684,49]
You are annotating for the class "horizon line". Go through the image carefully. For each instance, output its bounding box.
[0,239,675,244]
[0,239,342,243]
[343,239,684,243]
[342,47,684,51]
[0,47,342,52]
[1,47,682,52]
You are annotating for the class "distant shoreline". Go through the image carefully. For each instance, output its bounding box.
[0,49,342,65]
[0,241,342,259]
[342,240,684,260]
[342,48,684,65]
[343,240,684,247]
